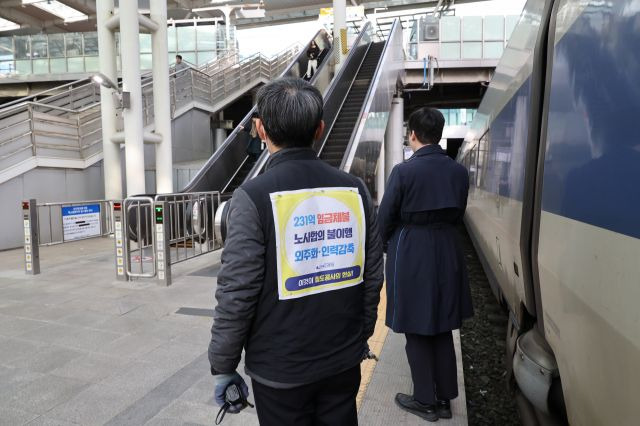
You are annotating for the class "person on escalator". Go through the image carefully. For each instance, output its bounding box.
[246,115,263,161]
[304,40,321,80]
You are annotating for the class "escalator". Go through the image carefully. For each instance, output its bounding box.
[182,29,333,200]
[318,42,384,167]
[214,20,404,244]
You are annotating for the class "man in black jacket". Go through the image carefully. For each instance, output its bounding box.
[208,77,384,425]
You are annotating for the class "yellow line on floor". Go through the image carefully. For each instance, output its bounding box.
[357,284,389,409]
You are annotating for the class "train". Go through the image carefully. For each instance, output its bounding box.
[457,0,640,424]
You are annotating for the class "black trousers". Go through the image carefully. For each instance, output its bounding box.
[405,332,458,405]
[251,365,361,426]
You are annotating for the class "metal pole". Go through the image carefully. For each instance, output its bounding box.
[384,96,404,182]
[155,201,172,286]
[96,0,122,200]
[333,0,347,72]
[112,201,128,281]
[120,0,146,196]
[150,0,173,194]
[22,199,40,275]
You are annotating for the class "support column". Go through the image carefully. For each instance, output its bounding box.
[222,6,232,50]
[333,0,347,72]
[97,0,122,200]
[120,0,146,196]
[384,96,404,181]
[150,0,173,194]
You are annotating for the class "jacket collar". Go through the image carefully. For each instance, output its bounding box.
[266,147,318,170]
[413,144,445,158]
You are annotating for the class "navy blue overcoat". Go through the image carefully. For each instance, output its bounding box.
[378,144,473,335]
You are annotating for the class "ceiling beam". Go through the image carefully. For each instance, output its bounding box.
[58,0,97,15]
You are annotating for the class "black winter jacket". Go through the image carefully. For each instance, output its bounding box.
[209,148,384,386]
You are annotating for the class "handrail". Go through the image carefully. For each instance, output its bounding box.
[0,45,301,181]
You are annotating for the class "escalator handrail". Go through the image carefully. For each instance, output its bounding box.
[339,18,403,171]
[182,28,331,192]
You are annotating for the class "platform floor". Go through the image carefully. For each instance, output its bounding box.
[0,237,466,425]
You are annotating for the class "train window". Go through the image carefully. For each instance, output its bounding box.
[477,132,489,188]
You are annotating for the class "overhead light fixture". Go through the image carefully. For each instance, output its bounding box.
[92,73,130,109]
[92,72,118,90]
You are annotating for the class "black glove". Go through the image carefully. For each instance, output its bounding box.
[362,344,379,362]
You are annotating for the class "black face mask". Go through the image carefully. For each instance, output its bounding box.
[215,383,254,424]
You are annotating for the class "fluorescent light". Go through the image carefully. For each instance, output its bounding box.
[22,0,87,23]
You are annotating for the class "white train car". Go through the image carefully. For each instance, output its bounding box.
[458,0,640,424]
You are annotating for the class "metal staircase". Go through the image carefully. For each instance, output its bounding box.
[0,46,300,184]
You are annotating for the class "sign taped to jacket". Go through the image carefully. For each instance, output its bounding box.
[270,187,366,300]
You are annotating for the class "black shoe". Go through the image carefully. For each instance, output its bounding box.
[395,393,438,422]
[436,400,452,419]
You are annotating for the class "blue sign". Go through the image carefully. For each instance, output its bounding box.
[62,203,101,241]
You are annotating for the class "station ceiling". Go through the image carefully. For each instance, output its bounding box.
[0,0,483,35]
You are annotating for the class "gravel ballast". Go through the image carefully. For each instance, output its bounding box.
[459,226,521,426]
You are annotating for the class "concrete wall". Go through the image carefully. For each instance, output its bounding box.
[0,164,105,251]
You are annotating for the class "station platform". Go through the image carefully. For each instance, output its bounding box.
[0,238,467,425]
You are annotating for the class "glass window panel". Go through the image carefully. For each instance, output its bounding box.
[0,61,15,74]
[463,17,482,41]
[181,52,196,65]
[65,34,83,56]
[440,43,460,59]
[197,25,216,51]
[83,33,98,55]
[197,50,215,65]
[506,16,519,40]
[15,37,30,59]
[462,42,482,59]
[168,26,177,52]
[484,41,504,59]
[440,16,460,42]
[140,53,152,70]
[484,16,504,41]
[31,35,47,58]
[15,60,31,74]
[50,58,66,73]
[176,26,196,52]
[67,57,84,72]
[0,37,14,60]
[139,33,152,53]
[85,56,99,72]
[32,59,49,74]
[48,34,65,57]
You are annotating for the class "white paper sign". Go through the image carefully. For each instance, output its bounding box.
[62,204,101,242]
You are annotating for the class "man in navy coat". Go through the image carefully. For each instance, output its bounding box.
[378,107,473,422]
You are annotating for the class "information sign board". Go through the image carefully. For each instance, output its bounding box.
[62,204,101,241]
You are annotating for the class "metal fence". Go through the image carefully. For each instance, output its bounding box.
[21,198,115,275]
[37,199,114,246]
[122,191,221,284]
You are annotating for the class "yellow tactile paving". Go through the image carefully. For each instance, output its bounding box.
[357,284,388,409]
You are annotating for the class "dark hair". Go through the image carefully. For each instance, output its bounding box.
[256,77,323,148]
[176,54,182,60]
[408,107,445,145]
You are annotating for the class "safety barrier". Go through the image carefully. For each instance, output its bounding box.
[118,191,221,285]
[21,198,115,274]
